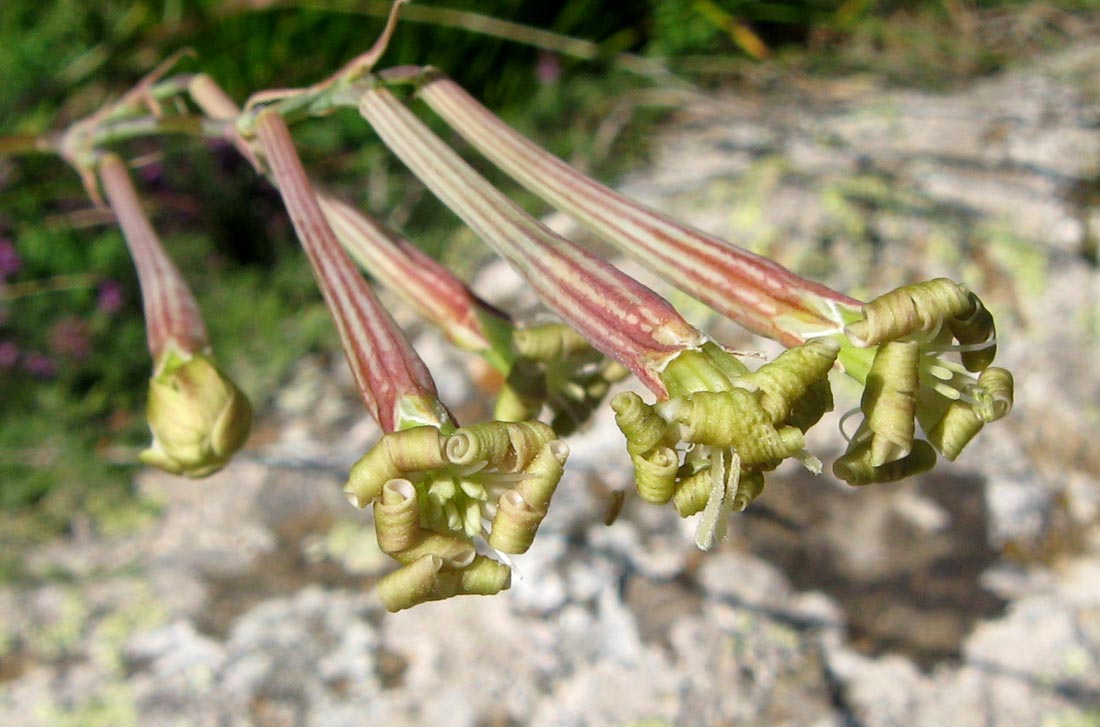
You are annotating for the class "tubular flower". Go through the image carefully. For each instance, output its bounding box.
[405,70,1013,485]
[317,193,628,435]
[358,83,839,548]
[188,73,625,437]
[251,110,568,610]
[97,153,252,477]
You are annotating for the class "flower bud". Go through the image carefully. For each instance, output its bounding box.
[139,352,252,477]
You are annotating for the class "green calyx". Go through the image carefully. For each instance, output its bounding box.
[833,279,1013,485]
[493,322,629,436]
[344,420,568,612]
[613,339,839,549]
[139,349,253,478]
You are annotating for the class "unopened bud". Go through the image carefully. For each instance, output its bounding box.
[139,352,252,477]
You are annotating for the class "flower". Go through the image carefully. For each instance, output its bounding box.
[0,238,21,279]
[0,341,18,369]
[319,192,628,435]
[21,351,57,380]
[48,316,92,361]
[97,279,125,315]
[252,109,569,610]
[535,52,561,86]
[357,83,834,549]
[139,350,253,477]
[410,71,1013,484]
[98,153,252,476]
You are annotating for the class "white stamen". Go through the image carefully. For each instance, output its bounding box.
[559,381,587,402]
[695,448,740,550]
[930,381,962,400]
[483,471,536,485]
[936,338,997,353]
[838,407,862,443]
[455,460,488,477]
[795,450,823,475]
[459,480,488,499]
[926,363,955,381]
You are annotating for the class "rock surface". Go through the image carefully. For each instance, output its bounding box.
[3,40,1100,727]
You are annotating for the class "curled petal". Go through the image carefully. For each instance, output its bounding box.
[731,471,766,512]
[377,554,444,612]
[862,340,920,467]
[514,438,568,512]
[611,391,672,456]
[631,446,679,505]
[927,401,983,461]
[488,489,544,554]
[434,556,512,599]
[493,358,546,422]
[373,479,421,553]
[513,322,593,363]
[444,420,556,472]
[834,439,937,486]
[660,344,747,396]
[845,279,972,347]
[786,378,835,432]
[976,367,1013,422]
[390,531,477,569]
[739,337,839,424]
[926,367,1011,460]
[947,292,997,372]
[664,390,805,466]
[345,426,447,507]
[673,469,712,517]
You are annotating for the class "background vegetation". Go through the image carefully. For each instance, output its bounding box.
[1,0,1095,570]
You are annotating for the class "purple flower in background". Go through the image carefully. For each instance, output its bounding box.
[22,352,57,379]
[48,316,92,361]
[137,159,167,191]
[0,238,21,278]
[0,341,17,369]
[535,51,561,86]
[97,279,125,314]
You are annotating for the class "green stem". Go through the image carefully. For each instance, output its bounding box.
[0,273,103,301]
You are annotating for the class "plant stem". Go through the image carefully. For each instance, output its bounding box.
[0,273,103,301]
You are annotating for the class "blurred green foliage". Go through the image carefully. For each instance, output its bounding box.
[0,0,1095,560]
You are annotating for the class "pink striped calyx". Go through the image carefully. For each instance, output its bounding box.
[410,69,858,348]
[357,81,704,399]
[98,153,252,477]
[253,109,447,433]
[318,193,629,434]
